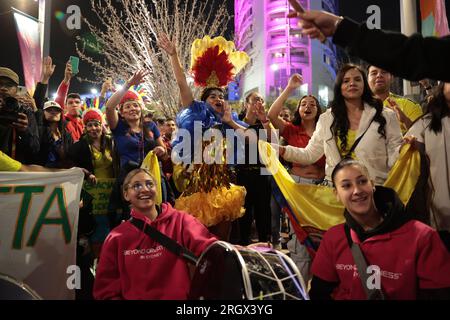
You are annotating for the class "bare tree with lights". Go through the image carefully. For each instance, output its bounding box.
[76,0,231,118]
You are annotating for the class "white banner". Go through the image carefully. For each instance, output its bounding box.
[0,168,83,300]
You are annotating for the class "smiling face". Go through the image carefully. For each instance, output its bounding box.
[123,171,157,212]
[367,66,392,96]
[334,164,376,216]
[341,68,365,101]
[205,89,225,114]
[120,100,142,122]
[85,120,102,139]
[298,96,318,121]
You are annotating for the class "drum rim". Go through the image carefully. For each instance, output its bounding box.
[195,241,309,300]
[196,240,253,299]
[0,273,42,300]
[267,249,309,299]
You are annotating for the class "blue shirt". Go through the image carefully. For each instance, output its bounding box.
[111,119,157,168]
[172,100,248,165]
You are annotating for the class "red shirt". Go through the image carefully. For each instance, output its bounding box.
[56,81,84,142]
[65,114,84,142]
[93,204,217,300]
[281,123,325,169]
[312,221,450,300]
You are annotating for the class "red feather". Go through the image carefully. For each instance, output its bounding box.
[191,46,235,87]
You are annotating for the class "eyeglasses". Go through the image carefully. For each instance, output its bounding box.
[127,180,155,192]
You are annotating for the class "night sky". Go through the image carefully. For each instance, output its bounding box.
[0,0,449,95]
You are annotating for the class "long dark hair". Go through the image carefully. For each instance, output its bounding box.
[39,110,73,168]
[119,102,152,140]
[330,64,386,150]
[42,109,71,157]
[423,82,450,134]
[85,127,108,154]
[292,95,322,126]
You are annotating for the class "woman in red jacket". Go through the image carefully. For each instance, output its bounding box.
[309,159,450,300]
[93,168,217,300]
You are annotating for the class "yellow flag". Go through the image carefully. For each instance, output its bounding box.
[140,151,162,205]
[258,142,421,232]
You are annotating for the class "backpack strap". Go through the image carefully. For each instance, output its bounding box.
[344,224,386,300]
[129,217,198,265]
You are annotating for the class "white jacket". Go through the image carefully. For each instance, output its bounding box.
[407,116,450,231]
[283,104,403,185]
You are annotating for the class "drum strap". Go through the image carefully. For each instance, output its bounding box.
[344,224,386,300]
[129,217,198,265]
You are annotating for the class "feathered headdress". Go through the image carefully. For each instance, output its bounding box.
[190,36,250,88]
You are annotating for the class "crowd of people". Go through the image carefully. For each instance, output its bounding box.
[1,6,450,300]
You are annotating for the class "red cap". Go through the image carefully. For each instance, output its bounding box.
[83,109,103,125]
[119,90,140,105]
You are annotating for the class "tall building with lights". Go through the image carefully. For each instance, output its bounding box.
[234,0,339,107]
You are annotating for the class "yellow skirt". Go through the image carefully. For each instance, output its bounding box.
[175,184,246,227]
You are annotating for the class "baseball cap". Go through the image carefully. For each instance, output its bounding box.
[43,100,62,110]
[0,67,19,85]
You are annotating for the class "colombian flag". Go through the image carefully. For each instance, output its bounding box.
[420,0,450,36]
[259,142,423,255]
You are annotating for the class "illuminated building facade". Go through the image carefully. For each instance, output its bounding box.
[234,0,339,106]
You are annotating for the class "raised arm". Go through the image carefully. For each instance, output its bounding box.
[290,8,450,81]
[268,73,303,133]
[55,61,72,111]
[34,56,56,109]
[158,33,194,107]
[105,69,149,130]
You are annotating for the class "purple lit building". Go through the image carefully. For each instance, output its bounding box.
[234,0,339,106]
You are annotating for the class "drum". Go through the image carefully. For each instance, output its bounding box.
[0,273,42,300]
[189,241,309,300]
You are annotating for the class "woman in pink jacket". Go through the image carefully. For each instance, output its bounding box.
[93,168,217,300]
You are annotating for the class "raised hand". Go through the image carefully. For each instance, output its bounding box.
[158,33,177,56]
[287,73,303,90]
[221,102,232,124]
[101,77,113,96]
[386,98,409,124]
[255,103,269,123]
[126,69,150,88]
[64,61,73,83]
[41,56,56,84]
[288,10,342,41]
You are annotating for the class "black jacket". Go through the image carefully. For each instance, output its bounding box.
[333,17,450,81]
[34,110,73,168]
[67,134,119,178]
[33,82,48,111]
[0,107,40,164]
